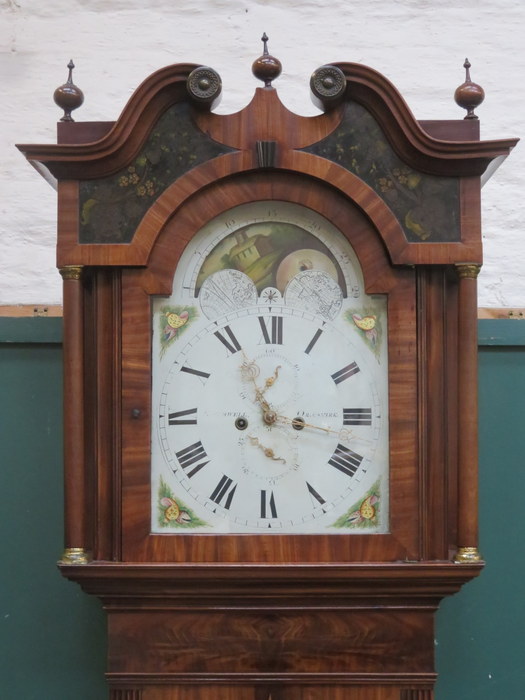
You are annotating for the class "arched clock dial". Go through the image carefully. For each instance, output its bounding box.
[151,201,389,534]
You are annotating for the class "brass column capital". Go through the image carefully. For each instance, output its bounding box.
[456,263,481,279]
[59,265,84,281]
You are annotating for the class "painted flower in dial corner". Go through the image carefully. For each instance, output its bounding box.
[352,313,377,344]
[346,494,379,526]
[160,497,191,524]
[163,310,189,342]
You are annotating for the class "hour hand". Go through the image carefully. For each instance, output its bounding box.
[255,365,281,412]
[240,354,266,407]
[240,353,281,410]
[263,365,281,391]
[248,435,286,464]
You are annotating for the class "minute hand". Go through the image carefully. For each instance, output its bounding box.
[276,414,374,447]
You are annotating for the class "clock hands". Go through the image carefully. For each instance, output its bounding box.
[247,435,286,464]
[274,414,373,445]
[239,354,371,444]
[240,352,281,415]
[275,414,332,433]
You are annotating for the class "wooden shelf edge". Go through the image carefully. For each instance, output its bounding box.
[478,307,525,320]
[2,305,524,320]
[58,560,483,603]
[0,304,62,317]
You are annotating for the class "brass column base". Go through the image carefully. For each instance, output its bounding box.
[60,547,91,565]
[454,546,482,563]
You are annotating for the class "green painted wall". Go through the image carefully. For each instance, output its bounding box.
[435,320,525,699]
[0,319,106,700]
[1,317,523,698]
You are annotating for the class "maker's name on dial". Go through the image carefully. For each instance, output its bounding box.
[296,410,339,418]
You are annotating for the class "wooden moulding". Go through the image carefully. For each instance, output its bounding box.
[118,175,419,565]
[60,561,483,602]
[16,62,517,183]
[17,63,202,180]
[52,151,483,269]
[108,687,432,699]
[331,62,517,177]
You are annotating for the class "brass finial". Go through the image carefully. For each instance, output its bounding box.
[252,33,282,87]
[454,58,485,120]
[53,59,84,122]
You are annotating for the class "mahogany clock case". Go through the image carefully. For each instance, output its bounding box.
[17,55,517,699]
[119,172,417,564]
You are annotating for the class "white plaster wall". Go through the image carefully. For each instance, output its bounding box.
[1,0,523,306]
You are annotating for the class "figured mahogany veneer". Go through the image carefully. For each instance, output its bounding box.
[120,174,417,565]
[17,56,516,699]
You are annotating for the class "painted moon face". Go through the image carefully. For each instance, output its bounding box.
[275,249,339,292]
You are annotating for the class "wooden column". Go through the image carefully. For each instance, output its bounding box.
[59,265,89,564]
[454,263,482,563]
[401,690,434,700]
[110,690,142,700]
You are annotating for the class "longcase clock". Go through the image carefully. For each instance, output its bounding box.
[18,39,517,700]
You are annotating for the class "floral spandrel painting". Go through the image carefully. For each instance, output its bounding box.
[158,305,198,356]
[79,103,233,244]
[157,478,208,529]
[304,101,460,243]
[331,480,381,530]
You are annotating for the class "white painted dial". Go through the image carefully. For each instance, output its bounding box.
[151,202,389,534]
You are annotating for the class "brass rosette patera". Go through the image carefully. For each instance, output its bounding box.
[310,64,346,106]
[186,66,222,107]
